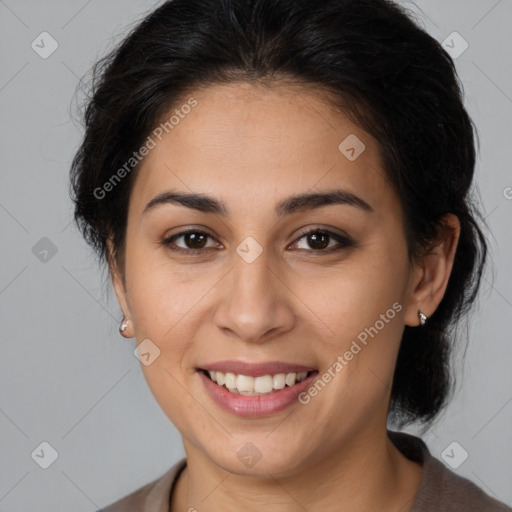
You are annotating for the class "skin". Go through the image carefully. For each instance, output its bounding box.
[109,82,460,511]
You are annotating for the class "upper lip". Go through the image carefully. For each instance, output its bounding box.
[198,360,317,377]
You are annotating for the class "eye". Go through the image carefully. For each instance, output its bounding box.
[162,228,220,254]
[291,228,354,253]
[161,227,354,255]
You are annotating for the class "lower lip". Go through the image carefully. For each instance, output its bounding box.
[198,370,318,417]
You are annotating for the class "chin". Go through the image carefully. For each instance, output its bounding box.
[203,439,311,479]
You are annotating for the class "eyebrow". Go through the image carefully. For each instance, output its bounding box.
[142,188,374,218]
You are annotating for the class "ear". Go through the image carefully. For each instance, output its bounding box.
[403,213,461,327]
[107,236,132,324]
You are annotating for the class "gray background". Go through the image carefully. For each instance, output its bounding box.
[0,0,511,510]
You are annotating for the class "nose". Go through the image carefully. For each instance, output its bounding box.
[212,244,296,344]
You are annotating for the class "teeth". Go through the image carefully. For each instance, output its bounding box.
[224,372,237,390]
[285,372,296,386]
[254,375,273,394]
[273,373,286,390]
[236,374,254,392]
[205,369,311,395]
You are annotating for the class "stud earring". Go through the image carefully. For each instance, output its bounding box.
[418,311,427,326]
[119,317,131,337]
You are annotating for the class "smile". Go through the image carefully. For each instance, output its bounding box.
[202,369,313,395]
[196,363,319,417]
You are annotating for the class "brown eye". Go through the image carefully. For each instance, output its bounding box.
[304,232,330,250]
[162,227,354,255]
[292,229,354,253]
[162,229,219,253]
[181,232,208,249]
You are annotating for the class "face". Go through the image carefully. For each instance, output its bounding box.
[111,82,429,477]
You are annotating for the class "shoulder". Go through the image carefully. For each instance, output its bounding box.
[99,458,187,512]
[421,454,512,511]
[388,430,512,512]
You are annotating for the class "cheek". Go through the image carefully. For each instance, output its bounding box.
[300,245,407,404]
[139,358,204,438]
[297,250,406,347]
[124,242,201,329]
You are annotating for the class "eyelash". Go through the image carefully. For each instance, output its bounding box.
[161,227,354,255]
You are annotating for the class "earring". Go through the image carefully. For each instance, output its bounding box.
[119,317,131,337]
[418,311,427,326]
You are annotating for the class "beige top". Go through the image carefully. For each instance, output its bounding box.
[101,430,512,511]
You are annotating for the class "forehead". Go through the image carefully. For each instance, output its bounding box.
[129,82,396,218]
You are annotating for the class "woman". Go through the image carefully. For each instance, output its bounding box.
[69,0,511,510]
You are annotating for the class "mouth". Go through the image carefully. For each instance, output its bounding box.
[199,368,318,396]
[195,360,320,416]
